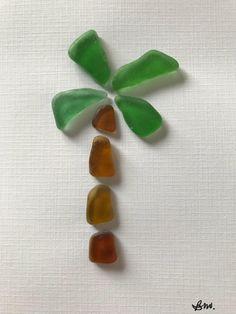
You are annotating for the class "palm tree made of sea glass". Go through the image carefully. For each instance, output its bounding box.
[52,30,180,264]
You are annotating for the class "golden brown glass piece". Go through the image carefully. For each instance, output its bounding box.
[89,231,117,264]
[92,105,116,133]
[89,136,115,177]
[86,185,113,225]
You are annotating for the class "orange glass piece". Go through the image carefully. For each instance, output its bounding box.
[87,185,114,225]
[89,231,117,263]
[89,136,115,177]
[92,105,116,133]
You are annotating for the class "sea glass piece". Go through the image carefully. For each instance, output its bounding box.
[92,105,116,133]
[89,136,115,177]
[112,50,179,92]
[115,95,162,137]
[68,30,111,87]
[86,185,114,225]
[52,88,108,130]
[89,231,117,264]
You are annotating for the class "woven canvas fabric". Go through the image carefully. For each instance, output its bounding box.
[0,0,236,313]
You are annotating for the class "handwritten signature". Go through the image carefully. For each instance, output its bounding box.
[192,300,215,311]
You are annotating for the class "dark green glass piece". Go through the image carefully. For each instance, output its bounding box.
[112,50,179,92]
[52,88,108,130]
[68,30,111,87]
[115,95,162,137]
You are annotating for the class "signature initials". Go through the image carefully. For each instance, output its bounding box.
[192,300,215,311]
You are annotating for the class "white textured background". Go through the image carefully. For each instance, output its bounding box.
[0,1,236,313]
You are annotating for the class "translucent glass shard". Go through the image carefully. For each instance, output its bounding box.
[52,88,108,130]
[87,185,114,225]
[115,95,162,137]
[89,136,115,177]
[89,231,117,264]
[112,50,179,92]
[92,105,116,133]
[68,30,111,87]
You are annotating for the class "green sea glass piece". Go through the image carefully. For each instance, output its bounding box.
[52,88,108,130]
[115,95,162,137]
[68,30,111,88]
[112,50,179,92]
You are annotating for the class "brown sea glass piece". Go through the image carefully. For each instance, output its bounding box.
[87,185,114,225]
[89,136,115,177]
[92,105,116,133]
[89,231,117,264]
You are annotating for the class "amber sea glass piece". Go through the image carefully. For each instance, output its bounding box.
[86,185,114,225]
[89,136,115,177]
[92,105,116,133]
[89,231,117,263]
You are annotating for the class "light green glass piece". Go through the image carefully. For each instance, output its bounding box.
[52,88,108,130]
[115,95,162,137]
[112,50,179,92]
[68,30,111,88]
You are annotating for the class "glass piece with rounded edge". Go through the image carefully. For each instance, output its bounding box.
[86,184,114,225]
[115,95,162,137]
[92,105,116,133]
[112,50,179,92]
[89,136,115,177]
[89,231,117,264]
[52,88,108,130]
[68,30,111,87]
